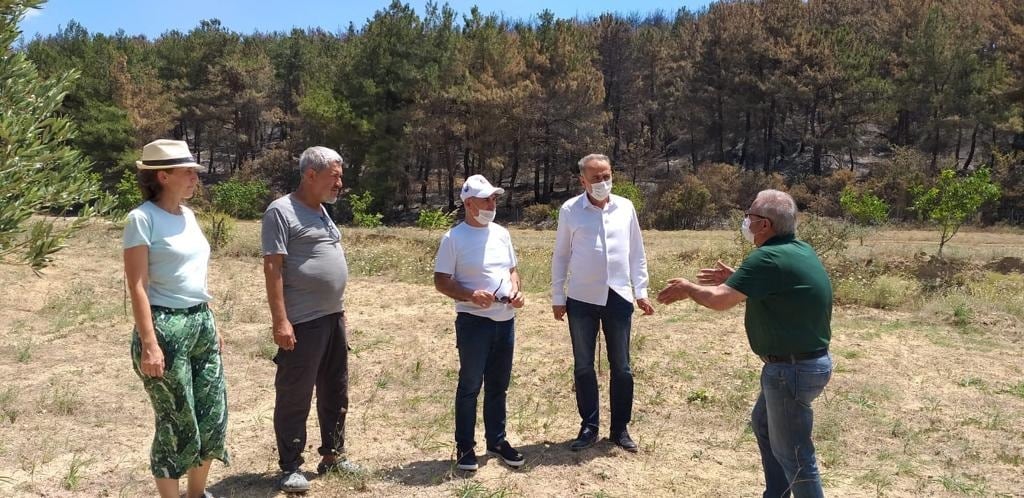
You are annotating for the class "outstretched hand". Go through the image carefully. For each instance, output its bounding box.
[657,278,693,305]
[696,260,734,286]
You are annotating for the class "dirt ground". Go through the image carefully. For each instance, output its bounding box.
[0,222,1022,497]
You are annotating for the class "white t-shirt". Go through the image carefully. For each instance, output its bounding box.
[434,222,518,321]
[123,201,212,309]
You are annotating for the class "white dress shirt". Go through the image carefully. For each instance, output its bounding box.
[551,193,649,306]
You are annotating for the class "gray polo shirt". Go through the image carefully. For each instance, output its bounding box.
[261,194,348,325]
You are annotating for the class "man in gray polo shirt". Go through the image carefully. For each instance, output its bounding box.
[261,146,355,492]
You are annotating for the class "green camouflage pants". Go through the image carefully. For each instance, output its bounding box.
[131,303,230,479]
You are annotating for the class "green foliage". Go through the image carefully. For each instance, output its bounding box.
[415,208,453,230]
[0,1,109,272]
[911,168,1001,257]
[840,187,889,245]
[951,302,973,327]
[111,169,142,216]
[348,192,383,228]
[210,179,269,219]
[612,180,644,213]
[198,210,236,253]
[840,188,889,225]
[686,388,711,404]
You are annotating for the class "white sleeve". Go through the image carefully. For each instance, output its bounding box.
[506,229,518,268]
[550,205,572,306]
[628,205,649,300]
[434,231,456,275]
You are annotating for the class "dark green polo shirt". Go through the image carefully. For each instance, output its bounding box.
[724,234,832,356]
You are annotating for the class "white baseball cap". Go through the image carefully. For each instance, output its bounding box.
[460,174,505,201]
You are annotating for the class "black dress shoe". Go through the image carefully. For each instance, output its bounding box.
[570,426,598,451]
[611,430,638,452]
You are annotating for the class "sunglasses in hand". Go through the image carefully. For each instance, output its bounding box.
[492,279,511,304]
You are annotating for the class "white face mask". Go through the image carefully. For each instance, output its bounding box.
[589,179,613,201]
[474,209,496,225]
[742,216,755,244]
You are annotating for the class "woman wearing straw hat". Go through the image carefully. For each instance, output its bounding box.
[123,139,229,498]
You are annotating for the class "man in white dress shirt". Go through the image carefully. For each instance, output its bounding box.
[551,153,655,453]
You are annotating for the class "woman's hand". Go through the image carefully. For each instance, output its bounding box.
[140,342,165,378]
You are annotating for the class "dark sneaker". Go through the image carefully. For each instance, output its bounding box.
[486,440,525,468]
[317,457,362,475]
[569,426,598,451]
[456,448,478,471]
[611,429,638,453]
[277,471,311,492]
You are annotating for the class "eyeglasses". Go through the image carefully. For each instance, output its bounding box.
[745,211,773,225]
[492,279,510,304]
[320,214,340,243]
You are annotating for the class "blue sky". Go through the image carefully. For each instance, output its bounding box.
[20,0,712,39]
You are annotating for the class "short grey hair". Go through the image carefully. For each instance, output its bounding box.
[753,189,798,235]
[577,153,611,174]
[299,146,343,175]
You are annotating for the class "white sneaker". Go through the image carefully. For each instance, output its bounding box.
[278,471,311,492]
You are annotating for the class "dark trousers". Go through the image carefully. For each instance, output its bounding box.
[454,312,515,450]
[567,289,634,434]
[273,312,348,472]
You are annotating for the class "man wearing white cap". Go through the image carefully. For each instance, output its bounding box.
[433,174,526,471]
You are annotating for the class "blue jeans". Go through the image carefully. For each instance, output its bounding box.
[454,313,515,450]
[566,289,634,434]
[752,354,833,498]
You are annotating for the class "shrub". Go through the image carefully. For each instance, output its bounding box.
[834,275,919,309]
[798,214,854,260]
[112,169,143,216]
[841,188,889,226]
[523,204,558,225]
[799,170,858,217]
[199,210,236,253]
[349,192,384,228]
[696,163,744,218]
[238,147,298,194]
[210,179,269,219]
[416,208,454,230]
[840,187,889,245]
[734,170,787,209]
[612,180,645,213]
[649,175,716,229]
[911,168,1001,257]
[863,147,928,220]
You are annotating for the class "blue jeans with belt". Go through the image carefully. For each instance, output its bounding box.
[566,289,634,434]
[752,353,833,498]
[454,312,515,450]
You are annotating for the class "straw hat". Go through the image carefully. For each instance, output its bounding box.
[135,139,205,171]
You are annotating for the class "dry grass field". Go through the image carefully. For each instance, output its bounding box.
[0,221,1022,497]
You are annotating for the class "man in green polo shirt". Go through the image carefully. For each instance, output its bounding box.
[656,189,833,498]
